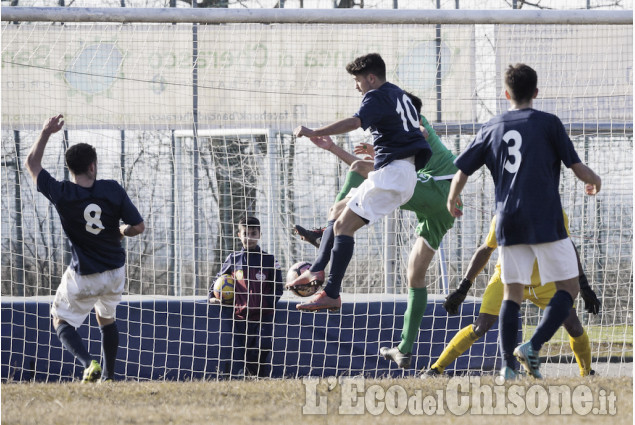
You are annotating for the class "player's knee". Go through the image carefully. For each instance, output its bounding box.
[350,160,371,177]
[328,200,347,221]
[556,278,580,299]
[53,317,68,331]
[96,315,115,327]
[562,310,584,337]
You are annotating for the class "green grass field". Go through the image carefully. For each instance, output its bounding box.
[523,325,634,359]
[2,376,632,425]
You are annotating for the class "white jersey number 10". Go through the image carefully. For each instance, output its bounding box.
[396,94,419,132]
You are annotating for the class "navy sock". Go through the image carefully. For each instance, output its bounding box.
[530,290,574,351]
[499,300,520,370]
[56,323,92,368]
[100,322,119,380]
[310,220,335,272]
[323,235,355,299]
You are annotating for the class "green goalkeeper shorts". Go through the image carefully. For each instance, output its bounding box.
[400,174,456,251]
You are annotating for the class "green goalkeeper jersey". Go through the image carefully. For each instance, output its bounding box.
[418,115,457,178]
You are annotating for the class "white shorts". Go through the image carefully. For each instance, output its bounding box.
[347,158,417,224]
[51,266,125,328]
[499,239,578,286]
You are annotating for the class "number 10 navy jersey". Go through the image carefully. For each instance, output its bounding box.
[37,169,143,275]
[354,82,432,171]
[454,108,581,246]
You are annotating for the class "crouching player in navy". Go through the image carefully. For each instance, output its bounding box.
[25,114,145,383]
[209,216,283,378]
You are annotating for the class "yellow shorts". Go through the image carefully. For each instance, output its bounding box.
[479,269,572,316]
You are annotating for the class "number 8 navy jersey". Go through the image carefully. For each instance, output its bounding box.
[454,108,581,246]
[354,81,431,171]
[37,169,143,275]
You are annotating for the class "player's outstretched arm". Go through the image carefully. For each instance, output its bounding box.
[447,171,468,218]
[570,162,602,195]
[294,117,361,139]
[25,114,65,183]
[309,135,360,166]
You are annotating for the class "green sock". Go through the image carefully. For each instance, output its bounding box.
[398,287,428,354]
[335,171,365,202]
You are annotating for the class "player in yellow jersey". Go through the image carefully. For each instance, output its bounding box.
[423,211,601,378]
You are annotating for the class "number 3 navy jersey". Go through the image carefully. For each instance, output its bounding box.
[37,169,144,275]
[354,82,432,171]
[454,108,581,246]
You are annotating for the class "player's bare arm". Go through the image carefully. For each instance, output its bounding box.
[465,244,496,282]
[25,114,65,183]
[570,162,602,195]
[309,135,360,166]
[294,116,361,139]
[447,170,468,218]
[120,222,146,238]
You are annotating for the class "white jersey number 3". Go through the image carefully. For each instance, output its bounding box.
[503,130,522,173]
[84,204,105,235]
[395,94,419,131]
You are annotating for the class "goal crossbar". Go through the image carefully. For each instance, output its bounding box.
[1,7,632,25]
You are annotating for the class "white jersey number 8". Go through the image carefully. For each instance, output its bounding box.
[503,130,522,174]
[84,203,105,235]
[395,94,419,132]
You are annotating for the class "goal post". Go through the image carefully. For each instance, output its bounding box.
[1,7,632,381]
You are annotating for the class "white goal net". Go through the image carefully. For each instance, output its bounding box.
[1,8,632,381]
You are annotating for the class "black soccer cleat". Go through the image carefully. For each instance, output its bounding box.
[293,224,325,248]
[420,366,443,378]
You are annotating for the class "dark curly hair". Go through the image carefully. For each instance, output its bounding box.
[345,53,386,80]
[65,143,97,175]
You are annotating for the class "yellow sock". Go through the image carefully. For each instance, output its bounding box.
[570,330,592,376]
[431,325,480,373]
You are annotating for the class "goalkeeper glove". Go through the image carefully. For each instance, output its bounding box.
[579,273,601,315]
[443,278,472,315]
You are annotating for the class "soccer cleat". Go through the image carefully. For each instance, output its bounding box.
[82,360,102,383]
[420,367,442,378]
[293,225,325,249]
[513,342,543,379]
[499,366,518,381]
[296,290,341,312]
[285,269,325,290]
[379,346,412,369]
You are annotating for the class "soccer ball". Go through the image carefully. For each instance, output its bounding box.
[286,261,323,297]
[213,274,234,302]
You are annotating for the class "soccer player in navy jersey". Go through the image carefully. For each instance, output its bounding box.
[447,64,601,379]
[293,93,459,368]
[287,53,432,312]
[25,114,145,382]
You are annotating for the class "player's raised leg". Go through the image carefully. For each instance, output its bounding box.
[286,199,351,291]
[296,207,366,312]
